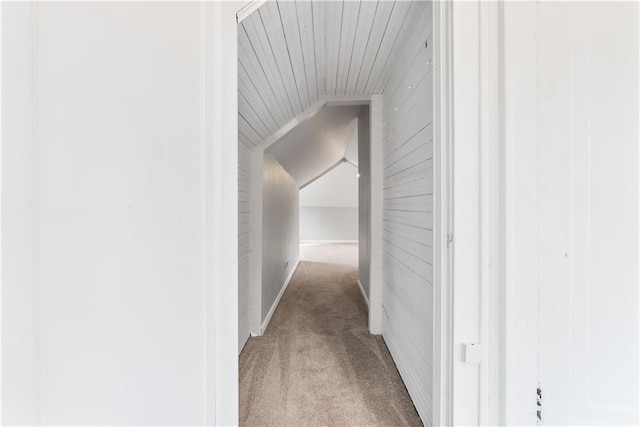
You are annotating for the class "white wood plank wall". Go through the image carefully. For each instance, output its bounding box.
[380,4,433,424]
[238,141,252,353]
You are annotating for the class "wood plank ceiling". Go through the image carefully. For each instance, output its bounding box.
[238,0,424,150]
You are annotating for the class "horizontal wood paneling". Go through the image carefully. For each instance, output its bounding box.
[380,3,433,425]
[238,142,252,353]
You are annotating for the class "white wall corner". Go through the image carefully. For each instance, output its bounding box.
[368,94,383,335]
[211,3,243,424]
[357,280,370,308]
[260,259,301,334]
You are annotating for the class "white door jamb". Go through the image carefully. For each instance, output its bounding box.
[433,0,454,424]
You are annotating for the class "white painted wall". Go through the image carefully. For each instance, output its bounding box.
[299,207,358,243]
[261,153,299,328]
[358,107,371,300]
[380,3,433,424]
[503,2,639,425]
[299,161,359,243]
[2,2,210,424]
[2,5,38,421]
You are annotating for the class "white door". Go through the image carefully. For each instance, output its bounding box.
[536,2,639,425]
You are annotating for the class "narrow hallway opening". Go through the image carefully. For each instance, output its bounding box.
[240,243,421,426]
[237,0,434,424]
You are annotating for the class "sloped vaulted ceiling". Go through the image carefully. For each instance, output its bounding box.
[266,105,360,187]
[238,0,426,150]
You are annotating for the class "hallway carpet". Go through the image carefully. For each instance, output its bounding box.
[239,244,422,426]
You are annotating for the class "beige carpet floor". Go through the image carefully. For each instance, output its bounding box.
[239,244,422,426]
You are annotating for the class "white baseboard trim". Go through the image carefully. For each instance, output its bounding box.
[300,240,358,244]
[357,279,370,307]
[261,259,301,334]
[238,330,250,355]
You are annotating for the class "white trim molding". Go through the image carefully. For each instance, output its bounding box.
[239,330,250,355]
[300,240,358,245]
[0,3,3,421]
[434,1,506,425]
[450,1,486,424]
[236,0,267,24]
[479,2,504,425]
[432,0,454,425]
[249,94,384,339]
[210,2,240,424]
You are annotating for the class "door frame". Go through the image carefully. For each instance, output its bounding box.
[247,94,384,338]
[442,1,506,425]
[433,0,454,424]
[0,0,506,424]
[216,1,494,425]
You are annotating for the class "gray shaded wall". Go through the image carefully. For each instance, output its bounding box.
[358,107,371,300]
[262,153,300,323]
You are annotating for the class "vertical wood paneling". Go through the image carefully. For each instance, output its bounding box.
[363,0,413,94]
[277,0,312,109]
[238,113,262,146]
[238,26,289,126]
[352,1,394,94]
[239,92,270,142]
[311,0,325,96]
[380,6,432,96]
[242,14,294,122]
[259,2,304,115]
[325,0,344,95]
[335,0,361,95]
[344,0,378,95]
[295,0,320,101]
[238,64,280,133]
[238,0,420,146]
[369,1,421,93]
